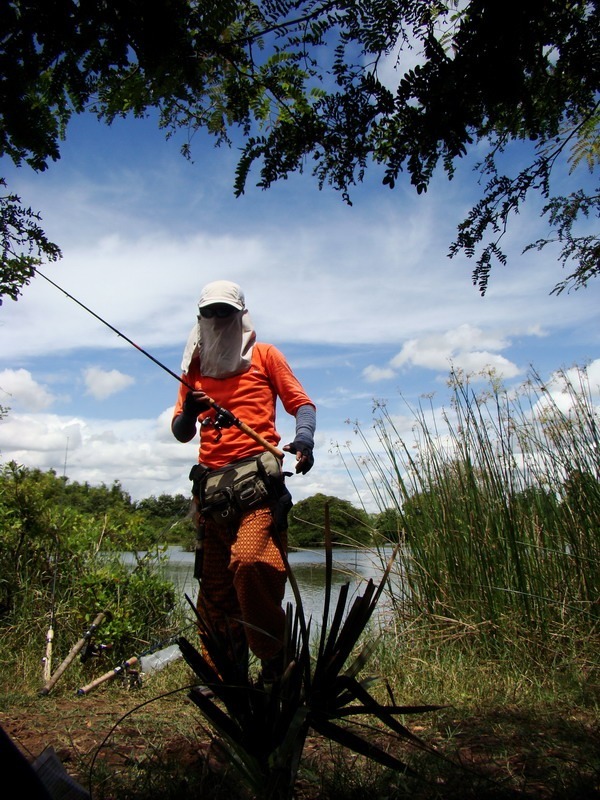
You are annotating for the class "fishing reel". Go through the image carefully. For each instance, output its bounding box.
[201,406,237,441]
[81,641,111,664]
[123,666,143,690]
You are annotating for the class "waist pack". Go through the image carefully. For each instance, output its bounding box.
[189,451,285,524]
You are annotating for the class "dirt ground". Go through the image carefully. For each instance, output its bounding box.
[1,681,599,799]
[0,678,207,792]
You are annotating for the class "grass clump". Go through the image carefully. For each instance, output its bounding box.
[341,364,600,646]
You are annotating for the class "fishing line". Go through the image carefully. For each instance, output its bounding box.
[34,267,194,392]
[86,680,202,800]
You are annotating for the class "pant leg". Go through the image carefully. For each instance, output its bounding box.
[197,518,246,668]
[230,506,288,661]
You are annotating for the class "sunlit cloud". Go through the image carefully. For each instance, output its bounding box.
[359,324,523,384]
[0,368,55,411]
[532,358,600,417]
[362,365,397,383]
[391,324,512,370]
[83,367,135,400]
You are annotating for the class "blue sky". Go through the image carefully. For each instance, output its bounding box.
[0,102,598,512]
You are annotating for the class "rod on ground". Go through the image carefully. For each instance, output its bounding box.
[76,641,183,696]
[76,656,139,696]
[39,611,109,696]
[41,625,54,684]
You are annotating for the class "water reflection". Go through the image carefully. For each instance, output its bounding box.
[147,545,402,625]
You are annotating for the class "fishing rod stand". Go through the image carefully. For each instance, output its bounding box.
[120,663,142,690]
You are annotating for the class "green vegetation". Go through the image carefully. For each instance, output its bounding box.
[288,492,372,548]
[340,364,599,657]
[177,533,439,800]
[0,461,185,693]
[0,457,372,695]
[135,492,196,546]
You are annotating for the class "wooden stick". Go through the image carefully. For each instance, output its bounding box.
[236,418,284,459]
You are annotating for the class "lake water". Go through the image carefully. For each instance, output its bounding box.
[150,545,404,628]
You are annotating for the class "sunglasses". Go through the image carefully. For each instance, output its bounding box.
[199,304,238,319]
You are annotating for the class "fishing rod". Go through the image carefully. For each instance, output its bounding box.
[41,436,70,684]
[34,268,283,458]
[76,631,189,696]
[41,555,58,684]
[39,610,110,696]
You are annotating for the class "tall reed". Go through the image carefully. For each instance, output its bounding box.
[340,365,600,644]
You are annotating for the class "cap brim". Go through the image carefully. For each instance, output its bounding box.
[198,297,243,310]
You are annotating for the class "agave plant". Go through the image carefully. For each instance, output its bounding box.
[178,507,443,799]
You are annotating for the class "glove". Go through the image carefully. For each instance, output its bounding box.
[182,391,211,418]
[283,437,314,474]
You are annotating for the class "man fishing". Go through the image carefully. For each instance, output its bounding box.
[171,280,316,680]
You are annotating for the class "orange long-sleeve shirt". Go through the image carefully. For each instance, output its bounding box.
[173,342,315,468]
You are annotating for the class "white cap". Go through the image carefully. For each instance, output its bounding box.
[198,280,245,310]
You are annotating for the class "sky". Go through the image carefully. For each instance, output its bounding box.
[0,95,599,513]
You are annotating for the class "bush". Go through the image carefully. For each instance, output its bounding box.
[0,462,184,693]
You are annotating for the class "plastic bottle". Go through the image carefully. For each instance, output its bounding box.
[139,643,182,674]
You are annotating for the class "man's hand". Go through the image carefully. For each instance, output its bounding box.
[283,438,314,474]
[182,390,212,418]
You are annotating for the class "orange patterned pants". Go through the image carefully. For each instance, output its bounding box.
[197,505,288,663]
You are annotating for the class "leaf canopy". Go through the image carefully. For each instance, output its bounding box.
[1,1,598,297]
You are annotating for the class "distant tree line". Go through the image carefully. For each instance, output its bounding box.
[7,460,594,553]
[0,462,404,550]
[288,493,402,548]
[0,461,195,551]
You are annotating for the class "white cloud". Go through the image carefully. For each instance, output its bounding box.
[360,324,522,384]
[0,414,82,461]
[449,351,521,378]
[391,337,449,371]
[362,364,397,383]
[83,367,135,400]
[525,324,548,339]
[0,369,55,411]
[391,324,514,371]
[3,163,598,366]
[532,358,600,417]
[561,359,600,392]
[0,409,190,495]
[156,406,177,442]
[444,324,510,352]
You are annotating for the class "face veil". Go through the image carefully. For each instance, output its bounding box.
[181,281,256,378]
